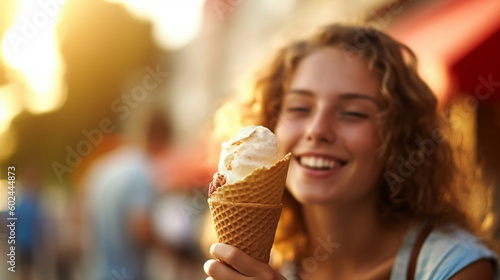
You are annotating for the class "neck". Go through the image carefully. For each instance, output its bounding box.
[300,195,412,278]
[303,196,383,256]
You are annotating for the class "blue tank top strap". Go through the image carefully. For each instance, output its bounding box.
[391,222,499,280]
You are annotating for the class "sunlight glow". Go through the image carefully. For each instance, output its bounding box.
[0,85,23,134]
[106,0,205,50]
[0,128,18,161]
[0,0,67,115]
[418,56,451,103]
[0,180,8,211]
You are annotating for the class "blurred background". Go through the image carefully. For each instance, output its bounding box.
[0,0,499,279]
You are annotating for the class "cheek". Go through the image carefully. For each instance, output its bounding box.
[339,123,380,157]
[275,118,302,155]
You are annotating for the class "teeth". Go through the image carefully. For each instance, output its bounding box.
[299,156,342,169]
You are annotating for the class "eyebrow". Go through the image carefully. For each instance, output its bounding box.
[287,89,379,105]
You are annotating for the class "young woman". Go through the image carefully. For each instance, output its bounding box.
[203,24,498,280]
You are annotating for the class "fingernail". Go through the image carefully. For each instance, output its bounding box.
[204,259,215,274]
[210,243,217,254]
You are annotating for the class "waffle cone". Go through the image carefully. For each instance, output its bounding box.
[210,153,291,204]
[208,199,282,263]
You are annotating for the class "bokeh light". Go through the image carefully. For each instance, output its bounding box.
[0,84,22,133]
[0,127,18,160]
[106,0,205,50]
[1,0,67,116]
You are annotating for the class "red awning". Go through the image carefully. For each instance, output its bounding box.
[387,0,500,103]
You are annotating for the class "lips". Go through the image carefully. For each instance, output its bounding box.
[297,155,347,170]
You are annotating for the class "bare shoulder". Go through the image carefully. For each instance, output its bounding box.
[447,259,495,280]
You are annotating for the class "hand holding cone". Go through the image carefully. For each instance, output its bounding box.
[208,126,291,264]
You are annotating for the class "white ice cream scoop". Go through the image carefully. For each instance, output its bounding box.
[218,125,279,185]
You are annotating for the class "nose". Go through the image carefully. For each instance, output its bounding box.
[304,108,335,144]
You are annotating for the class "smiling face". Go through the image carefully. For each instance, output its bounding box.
[275,47,382,206]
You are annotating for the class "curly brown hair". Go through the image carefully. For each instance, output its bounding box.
[213,23,489,265]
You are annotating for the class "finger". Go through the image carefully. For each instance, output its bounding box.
[210,243,267,276]
[204,259,245,280]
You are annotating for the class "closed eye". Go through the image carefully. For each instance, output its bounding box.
[287,107,310,112]
[341,112,369,118]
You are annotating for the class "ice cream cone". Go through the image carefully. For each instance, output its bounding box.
[210,153,291,204]
[208,199,282,263]
[208,153,291,263]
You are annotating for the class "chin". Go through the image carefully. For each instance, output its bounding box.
[298,195,338,205]
[287,185,339,205]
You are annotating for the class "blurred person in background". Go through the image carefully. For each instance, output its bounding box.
[81,104,171,280]
[149,144,213,280]
[204,24,499,280]
[17,163,49,280]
